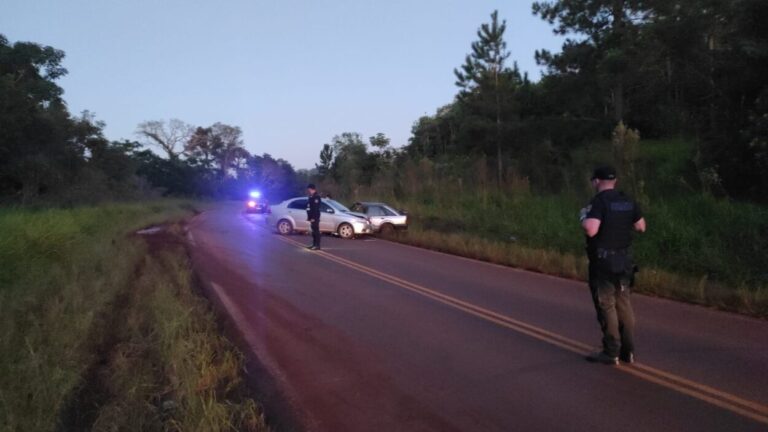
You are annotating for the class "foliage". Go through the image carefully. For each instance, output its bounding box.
[531,0,768,198]
[0,33,304,205]
[395,2,768,200]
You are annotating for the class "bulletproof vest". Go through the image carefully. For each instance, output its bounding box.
[589,190,637,252]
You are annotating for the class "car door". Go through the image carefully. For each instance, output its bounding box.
[320,202,336,232]
[286,198,309,231]
[366,205,387,230]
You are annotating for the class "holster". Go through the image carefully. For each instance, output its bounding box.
[595,248,634,277]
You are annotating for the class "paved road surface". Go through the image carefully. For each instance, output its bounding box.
[187,203,768,431]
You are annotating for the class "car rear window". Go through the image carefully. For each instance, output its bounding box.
[287,199,307,209]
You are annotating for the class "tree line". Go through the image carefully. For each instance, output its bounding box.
[0,34,303,205]
[4,1,766,205]
[313,1,768,201]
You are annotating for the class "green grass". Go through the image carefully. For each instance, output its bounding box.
[393,190,768,291]
[0,201,266,432]
[363,138,768,316]
[387,225,767,317]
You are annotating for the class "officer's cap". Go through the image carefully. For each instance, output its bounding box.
[307,183,316,190]
[591,166,617,181]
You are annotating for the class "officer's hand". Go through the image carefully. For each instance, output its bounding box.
[309,219,315,223]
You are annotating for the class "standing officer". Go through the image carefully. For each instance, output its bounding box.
[580,166,646,365]
[306,184,322,250]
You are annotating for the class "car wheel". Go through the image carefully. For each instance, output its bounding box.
[379,223,395,236]
[277,219,293,235]
[338,223,355,239]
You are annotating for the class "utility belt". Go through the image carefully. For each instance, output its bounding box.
[591,248,635,277]
[595,248,628,259]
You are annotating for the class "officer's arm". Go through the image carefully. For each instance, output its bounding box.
[582,218,601,238]
[634,217,647,233]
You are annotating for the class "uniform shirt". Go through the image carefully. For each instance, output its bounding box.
[306,193,321,221]
[585,189,642,254]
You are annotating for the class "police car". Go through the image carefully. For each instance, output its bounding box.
[245,191,269,214]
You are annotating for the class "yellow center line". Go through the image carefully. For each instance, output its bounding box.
[262,226,768,425]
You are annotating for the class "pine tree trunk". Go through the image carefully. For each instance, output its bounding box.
[614,81,624,123]
[612,0,625,123]
[495,69,503,187]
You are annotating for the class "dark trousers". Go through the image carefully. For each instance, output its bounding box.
[310,220,321,247]
[588,262,635,357]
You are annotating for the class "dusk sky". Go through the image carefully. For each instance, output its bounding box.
[2,0,565,169]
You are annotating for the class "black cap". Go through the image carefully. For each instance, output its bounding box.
[591,165,617,181]
[307,183,316,189]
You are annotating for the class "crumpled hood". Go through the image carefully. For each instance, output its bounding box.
[345,211,369,220]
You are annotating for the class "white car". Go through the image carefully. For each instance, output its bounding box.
[349,202,408,235]
[266,197,373,239]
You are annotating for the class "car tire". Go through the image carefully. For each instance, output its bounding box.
[277,219,293,235]
[379,223,395,236]
[337,223,355,239]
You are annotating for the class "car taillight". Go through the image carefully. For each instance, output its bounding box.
[247,201,257,207]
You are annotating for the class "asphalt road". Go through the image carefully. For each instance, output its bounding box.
[187,203,768,431]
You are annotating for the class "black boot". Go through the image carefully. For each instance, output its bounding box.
[586,351,619,365]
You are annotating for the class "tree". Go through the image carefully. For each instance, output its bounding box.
[208,122,246,179]
[369,133,390,150]
[135,118,192,160]
[185,122,248,179]
[369,132,397,168]
[0,34,77,202]
[184,126,216,169]
[454,10,521,185]
[246,153,301,200]
[533,0,652,123]
[316,143,334,179]
[324,132,377,197]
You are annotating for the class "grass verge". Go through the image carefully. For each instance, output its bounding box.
[384,226,767,318]
[370,138,767,317]
[0,201,267,432]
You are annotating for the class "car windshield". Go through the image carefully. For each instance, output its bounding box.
[325,199,351,212]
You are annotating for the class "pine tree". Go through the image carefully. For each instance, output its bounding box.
[454,10,516,186]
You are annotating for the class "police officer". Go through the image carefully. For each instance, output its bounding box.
[306,184,322,250]
[580,166,646,365]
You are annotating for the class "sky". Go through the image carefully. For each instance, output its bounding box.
[1,0,564,169]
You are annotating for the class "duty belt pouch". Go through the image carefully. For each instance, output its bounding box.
[597,249,633,276]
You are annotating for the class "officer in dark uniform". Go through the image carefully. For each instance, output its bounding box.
[580,166,646,365]
[306,184,322,250]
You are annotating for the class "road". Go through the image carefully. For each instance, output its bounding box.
[187,203,768,431]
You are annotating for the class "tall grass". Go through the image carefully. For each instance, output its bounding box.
[392,191,768,291]
[389,226,767,317]
[0,202,265,431]
[86,226,266,431]
[349,138,768,315]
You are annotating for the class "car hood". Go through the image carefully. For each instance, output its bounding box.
[344,211,369,220]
